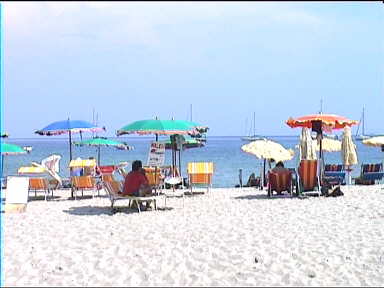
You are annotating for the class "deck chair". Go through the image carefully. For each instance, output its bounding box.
[354,163,384,185]
[143,166,164,195]
[29,177,52,201]
[71,176,99,199]
[103,180,159,213]
[187,162,214,195]
[323,164,346,186]
[267,170,292,197]
[297,160,320,196]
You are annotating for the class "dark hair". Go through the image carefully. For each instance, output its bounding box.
[276,161,284,168]
[132,160,142,171]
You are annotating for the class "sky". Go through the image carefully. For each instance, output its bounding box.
[2,1,384,138]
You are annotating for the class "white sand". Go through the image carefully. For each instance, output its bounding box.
[3,185,384,287]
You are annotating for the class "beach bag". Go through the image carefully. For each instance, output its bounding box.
[326,186,344,197]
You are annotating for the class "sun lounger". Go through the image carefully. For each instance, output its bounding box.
[143,166,164,195]
[29,177,52,201]
[297,159,320,196]
[354,163,384,185]
[103,181,160,213]
[187,162,214,195]
[71,175,99,199]
[323,164,346,186]
[267,170,292,197]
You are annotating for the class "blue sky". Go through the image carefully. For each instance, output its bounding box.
[3,2,384,138]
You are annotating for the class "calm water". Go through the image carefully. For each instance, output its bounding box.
[2,136,383,188]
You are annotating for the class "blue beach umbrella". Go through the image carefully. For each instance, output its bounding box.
[35,119,105,162]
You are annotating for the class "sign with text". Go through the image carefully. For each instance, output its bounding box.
[147,141,165,167]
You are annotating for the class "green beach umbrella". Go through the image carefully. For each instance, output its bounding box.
[73,137,133,166]
[116,119,204,136]
[1,142,27,155]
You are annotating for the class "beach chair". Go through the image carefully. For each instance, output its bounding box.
[267,170,292,197]
[187,162,214,195]
[103,180,159,213]
[297,160,320,196]
[143,166,164,195]
[354,163,384,185]
[29,177,52,201]
[71,176,99,199]
[323,164,346,186]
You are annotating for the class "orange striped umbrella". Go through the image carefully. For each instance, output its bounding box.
[286,114,358,130]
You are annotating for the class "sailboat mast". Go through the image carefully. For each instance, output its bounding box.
[190,104,192,122]
[253,112,256,136]
[362,106,365,135]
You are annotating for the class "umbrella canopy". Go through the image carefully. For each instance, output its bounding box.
[315,137,341,152]
[116,119,203,136]
[35,119,105,162]
[164,135,204,150]
[299,127,317,160]
[35,120,105,136]
[287,114,358,130]
[341,126,358,166]
[241,139,294,162]
[1,142,27,155]
[18,166,46,174]
[73,137,133,165]
[362,136,384,147]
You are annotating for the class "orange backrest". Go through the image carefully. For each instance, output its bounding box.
[102,174,115,183]
[268,170,292,193]
[71,176,95,189]
[29,178,48,190]
[298,160,318,191]
[189,174,212,185]
[143,167,162,186]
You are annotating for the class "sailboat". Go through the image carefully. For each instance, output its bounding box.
[241,112,263,141]
[355,107,370,141]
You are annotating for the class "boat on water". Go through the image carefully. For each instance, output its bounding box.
[355,107,370,141]
[241,112,264,141]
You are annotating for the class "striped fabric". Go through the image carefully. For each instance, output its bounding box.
[268,170,292,194]
[143,167,162,186]
[69,159,97,168]
[298,160,318,191]
[71,176,96,189]
[98,165,116,174]
[362,163,382,173]
[187,162,214,174]
[29,178,49,190]
[325,164,343,172]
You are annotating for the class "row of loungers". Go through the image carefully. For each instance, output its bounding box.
[267,161,384,197]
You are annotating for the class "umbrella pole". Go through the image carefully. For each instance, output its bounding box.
[262,158,266,190]
[98,146,101,166]
[179,149,182,188]
[69,130,74,198]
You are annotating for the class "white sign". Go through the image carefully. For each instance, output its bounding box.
[6,176,29,204]
[147,141,165,166]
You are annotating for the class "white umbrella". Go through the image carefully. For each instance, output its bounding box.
[341,126,358,185]
[299,127,317,160]
[241,138,294,188]
[362,136,384,147]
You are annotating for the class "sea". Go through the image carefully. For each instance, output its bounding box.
[2,136,383,188]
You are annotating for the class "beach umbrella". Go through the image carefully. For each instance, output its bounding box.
[286,113,358,182]
[1,142,27,183]
[1,142,27,155]
[341,126,358,185]
[299,127,317,160]
[117,118,207,180]
[315,138,341,152]
[362,136,384,147]
[116,119,204,136]
[35,119,105,162]
[241,139,295,187]
[74,137,133,166]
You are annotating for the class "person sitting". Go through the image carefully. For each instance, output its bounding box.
[271,161,289,173]
[122,160,152,197]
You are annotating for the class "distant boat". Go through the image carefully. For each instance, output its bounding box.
[23,146,33,153]
[241,112,264,141]
[355,107,370,141]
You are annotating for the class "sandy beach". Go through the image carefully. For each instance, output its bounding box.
[3,185,384,287]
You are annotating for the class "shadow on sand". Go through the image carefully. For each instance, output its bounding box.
[233,193,297,201]
[63,205,174,216]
